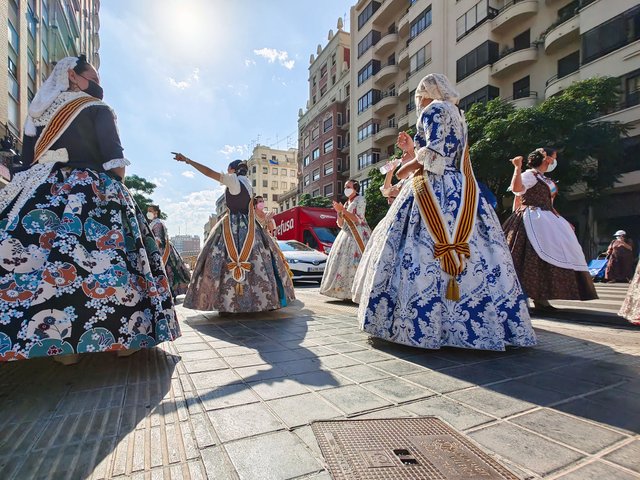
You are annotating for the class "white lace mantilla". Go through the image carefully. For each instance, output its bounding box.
[103,158,131,170]
[416,146,446,175]
[0,163,57,229]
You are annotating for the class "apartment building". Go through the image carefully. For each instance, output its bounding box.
[170,235,200,256]
[349,0,640,248]
[297,18,352,205]
[246,145,298,213]
[1,0,100,186]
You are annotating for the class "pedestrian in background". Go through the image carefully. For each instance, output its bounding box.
[605,230,634,283]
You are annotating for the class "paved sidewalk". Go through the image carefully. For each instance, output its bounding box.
[0,289,639,479]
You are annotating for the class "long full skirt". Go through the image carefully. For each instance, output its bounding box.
[166,243,191,297]
[184,212,295,313]
[619,261,640,325]
[320,224,371,300]
[0,165,180,362]
[357,172,536,351]
[502,210,597,301]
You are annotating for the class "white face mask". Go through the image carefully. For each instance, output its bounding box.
[256,202,265,210]
[146,212,155,220]
[546,159,557,173]
[344,188,355,197]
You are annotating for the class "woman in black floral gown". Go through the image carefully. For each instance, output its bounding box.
[0,56,179,364]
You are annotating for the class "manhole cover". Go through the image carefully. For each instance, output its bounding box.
[311,417,519,480]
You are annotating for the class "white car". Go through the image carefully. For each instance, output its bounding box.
[277,240,328,283]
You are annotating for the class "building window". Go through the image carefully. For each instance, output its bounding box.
[311,125,320,140]
[281,181,288,189]
[459,85,500,112]
[456,0,496,41]
[324,183,334,196]
[357,60,380,86]
[357,121,380,142]
[358,30,381,58]
[557,51,580,79]
[360,178,371,193]
[582,5,640,64]
[303,155,310,167]
[320,63,328,78]
[312,148,320,160]
[312,169,320,181]
[409,6,432,41]
[304,174,310,186]
[291,182,296,189]
[456,40,499,82]
[252,179,257,187]
[323,139,334,154]
[290,170,296,177]
[304,134,310,148]
[262,167,268,174]
[357,150,380,170]
[281,169,287,176]
[271,181,278,188]
[324,162,334,176]
[263,193,268,200]
[358,1,381,30]
[312,189,320,197]
[512,76,530,100]
[263,180,268,188]
[252,165,257,173]
[323,115,333,132]
[272,167,278,175]
[513,29,530,52]
[409,43,431,76]
[358,89,381,114]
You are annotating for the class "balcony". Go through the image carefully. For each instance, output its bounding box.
[545,70,580,97]
[398,113,410,129]
[398,46,409,67]
[506,91,539,108]
[598,92,640,128]
[491,46,538,77]
[374,63,399,85]
[544,14,580,53]
[398,80,409,97]
[398,9,410,36]
[374,120,398,142]
[341,142,351,153]
[491,0,539,34]
[375,32,398,57]
[374,91,397,114]
[372,0,405,27]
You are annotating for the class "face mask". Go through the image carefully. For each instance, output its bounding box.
[344,188,355,197]
[81,76,104,100]
[256,202,265,210]
[146,212,155,220]
[546,159,557,172]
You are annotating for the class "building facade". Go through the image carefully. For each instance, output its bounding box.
[203,214,217,239]
[298,19,352,205]
[348,0,640,250]
[170,234,200,256]
[246,145,298,213]
[1,0,100,186]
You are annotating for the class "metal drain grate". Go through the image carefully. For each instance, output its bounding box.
[311,417,519,480]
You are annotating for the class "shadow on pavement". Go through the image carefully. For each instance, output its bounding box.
[0,347,177,479]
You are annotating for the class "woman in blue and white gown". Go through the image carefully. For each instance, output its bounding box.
[356,74,536,351]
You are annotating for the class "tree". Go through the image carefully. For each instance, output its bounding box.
[298,193,332,208]
[124,174,167,219]
[467,76,628,220]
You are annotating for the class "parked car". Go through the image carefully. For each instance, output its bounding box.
[277,240,328,283]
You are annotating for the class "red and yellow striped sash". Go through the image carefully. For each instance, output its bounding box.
[413,142,478,301]
[222,200,256,295]
[343,213,366,254]
[33,95,100,164]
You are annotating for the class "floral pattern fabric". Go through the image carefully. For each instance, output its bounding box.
[184,213,295,313]
[620,261,640,326]
[320,196,372,300]
[0,167,180,362]
[149,219,191,297]
[356,102,536,351]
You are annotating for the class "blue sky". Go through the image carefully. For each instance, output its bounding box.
[99,0,352,238]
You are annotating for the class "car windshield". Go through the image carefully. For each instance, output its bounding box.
[277,240,316,252]
[313,227,338,243]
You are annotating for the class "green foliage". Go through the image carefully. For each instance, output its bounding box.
[298,193,332,208]
[467,77,627,219]
[124,174,167,219]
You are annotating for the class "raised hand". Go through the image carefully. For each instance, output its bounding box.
[510,156,523,169]
[172,152,191,164]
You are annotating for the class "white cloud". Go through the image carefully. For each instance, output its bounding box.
[167,68,201,90]
[219,144,250,159]
[181,170,195,178]
[244,59,256,67]
[253,48,295,70]
[151,176,167,187]
[162,188,226,238]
